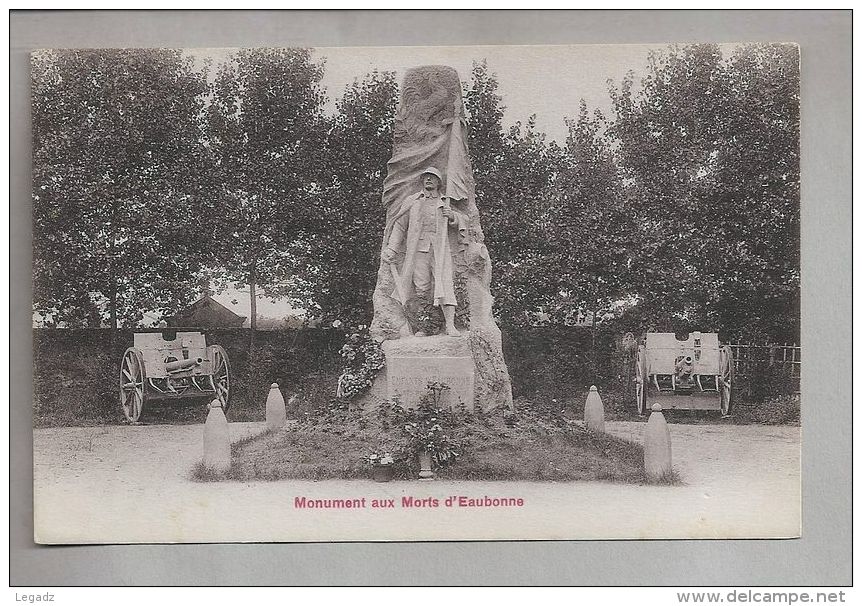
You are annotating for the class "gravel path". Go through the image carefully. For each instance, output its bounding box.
[33,421,800,544]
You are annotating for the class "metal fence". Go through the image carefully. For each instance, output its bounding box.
[726,343,801,397]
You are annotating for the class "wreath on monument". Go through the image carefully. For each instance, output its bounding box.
[336,328,385,399]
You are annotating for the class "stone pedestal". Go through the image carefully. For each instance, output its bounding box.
[383,334,474,410]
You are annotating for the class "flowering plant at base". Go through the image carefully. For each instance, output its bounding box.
[402,382,461,470]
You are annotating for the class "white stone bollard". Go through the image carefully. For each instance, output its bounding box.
[266,383,287,431]
[644,403,672,480]
[203,399,231,473]
[584,385,605,432]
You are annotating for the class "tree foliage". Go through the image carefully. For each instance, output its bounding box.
[32,49,211,327]
[465,61,563,327]
[205,48,328,327]
[546,102,634,323]
[297,70,399,326]
[609,44,800,341]
[31,46,800,345]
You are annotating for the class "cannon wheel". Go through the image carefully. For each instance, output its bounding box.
[635,345,648,416]
[719,345,735,416]
[209,345,231,414]
[120,347,146,423]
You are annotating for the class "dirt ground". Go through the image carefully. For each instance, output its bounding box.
[33,420,800,544]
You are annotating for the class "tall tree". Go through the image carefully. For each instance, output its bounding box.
[32,49,211,328]
[609,44,800,342]
[464,61,562,327]
[206,48,328,328]
[547,101,633,325]
[710,44,800,342]
[299,70,399,326]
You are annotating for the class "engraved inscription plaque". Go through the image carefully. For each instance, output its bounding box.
[387,356,474,409]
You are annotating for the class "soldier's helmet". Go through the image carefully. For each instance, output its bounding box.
[420,167,443,182]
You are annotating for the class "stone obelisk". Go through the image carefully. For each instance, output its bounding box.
[369,65,513,412]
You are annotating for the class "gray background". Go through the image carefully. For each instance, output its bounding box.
[11,10,851,586]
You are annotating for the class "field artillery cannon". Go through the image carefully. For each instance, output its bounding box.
[634,332,734,416]
[119,330,230,423]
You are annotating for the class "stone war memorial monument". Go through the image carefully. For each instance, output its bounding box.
[369,65,513,412]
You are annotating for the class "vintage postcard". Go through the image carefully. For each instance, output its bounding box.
[31,43,800,543]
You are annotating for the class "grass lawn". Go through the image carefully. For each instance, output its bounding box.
[193,405,675,485]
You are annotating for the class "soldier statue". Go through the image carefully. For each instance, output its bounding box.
[381,167,466,337]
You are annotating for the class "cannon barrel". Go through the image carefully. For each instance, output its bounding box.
[165,357,203,372]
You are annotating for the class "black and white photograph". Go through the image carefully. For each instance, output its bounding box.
[27,38,807,545]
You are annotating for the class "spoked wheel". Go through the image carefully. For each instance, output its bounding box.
[635,345,648,416]
[208,345,231,414]
[120,347,146,423]
[719,345,735,417]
